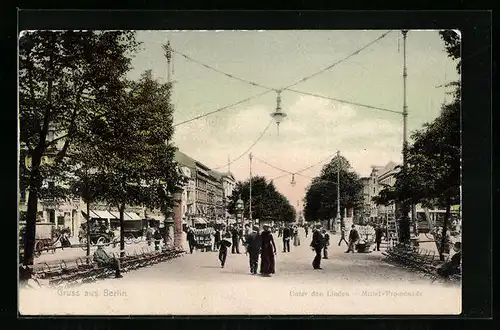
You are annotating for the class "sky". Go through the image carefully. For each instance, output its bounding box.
[128,30,460,211]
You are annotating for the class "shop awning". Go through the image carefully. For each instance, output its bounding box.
[126,212,142,220]
[109,211,133,221]
[90,210,117,219]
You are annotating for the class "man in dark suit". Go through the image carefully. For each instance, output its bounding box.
[231,226,240,254]
[282,225,291,252]
[310,226,324,269]
[374,225,384,251]
[245,226,261,274]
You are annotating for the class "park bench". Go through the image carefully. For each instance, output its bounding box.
[382,243,461,283]
[30,247,186,288]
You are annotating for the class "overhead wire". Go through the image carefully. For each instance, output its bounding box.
[172,90,273,127]
[170,30,394,126]
[211,119,273,171]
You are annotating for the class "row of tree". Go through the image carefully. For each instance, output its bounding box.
[373,30,461,259]
[227,176,296,223]
[303,155,364,228]
[19,31,184,266]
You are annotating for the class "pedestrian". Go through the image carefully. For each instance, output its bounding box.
[310,225,324,269]
[278,226,283,238]
[78,224,86,243]
[231,226,240,254]
[246,225,261,274]
[93,241,122,278]
[219,232,232,268]
[259,224,276,276]
[293,226,301,246]
[322,229,330,259]
[346,224,359,253]
[243,224,252,253]
[214,228,221,252]
[338,226,348,246]
[153,227,162,251]
[146,225,154,246]
[374,225,384,251]
[282,225,291,252]
[187,227,196,254]
[437,242,461,278]
[305,225,309,238]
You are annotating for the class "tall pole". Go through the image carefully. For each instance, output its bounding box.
[249,153,253,226]
[401,29,410,243]
[165,41,172,84]
[336,150,341,227]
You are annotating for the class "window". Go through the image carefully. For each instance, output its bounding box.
[48,210,56,224]
[57,215,65,226]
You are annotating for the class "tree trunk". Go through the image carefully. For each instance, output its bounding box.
[439,195,452,261]
[119,204,125,258]
[23,187,39,266]
[86,201,91,257]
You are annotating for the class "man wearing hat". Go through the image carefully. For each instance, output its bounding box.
[245,225,261,274]
[310,225,324,269]
[93,241,123,278]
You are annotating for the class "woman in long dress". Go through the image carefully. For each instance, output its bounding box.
[260,225,277,276]
[293,226,300,246]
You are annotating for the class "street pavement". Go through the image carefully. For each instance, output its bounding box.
[19,229,461,315]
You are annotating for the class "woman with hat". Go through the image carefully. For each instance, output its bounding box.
[259,224,277,276]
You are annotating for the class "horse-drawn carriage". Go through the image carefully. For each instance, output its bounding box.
[19,222,61,257]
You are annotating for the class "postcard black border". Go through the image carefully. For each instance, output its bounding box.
[3,7,492,329]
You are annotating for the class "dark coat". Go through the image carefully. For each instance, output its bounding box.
[375,228,384,242]
[349,228,359,241]
[246,232,261,253]
[282,227,291,239]
[310,230,323,248]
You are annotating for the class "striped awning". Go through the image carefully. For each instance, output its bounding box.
[90,210,116,219]
[126,212,142,220]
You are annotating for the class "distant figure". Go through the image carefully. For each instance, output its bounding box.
[278,226,283,238]
[282,225,291,253]
[219,232,232,268]
[338,226,348,246]
[260,225,276,276]
[231,226,240,254]
[186,228,196,254]
[437,242,462,278]
[246,226,261,274]
[346,225,359,253]
[322,229,330,259]
[146,226,154,246]
[305,225,309,238]
[310,226,324,269]
[293,226,301,246]
[60,230,71,248]
[214,228,221,252]
[374,225,384,251]
[78,224,86,243]
[153,227,162,251]
[93,241,122,278]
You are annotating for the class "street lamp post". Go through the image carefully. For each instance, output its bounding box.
[249,153,253,227]
[400,29,410,244]
[336,150,341,231]
[235,197,244,233]
[270,90,287,135]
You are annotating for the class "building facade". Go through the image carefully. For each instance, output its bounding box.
[174,150,233,224]
[360,161,400,221]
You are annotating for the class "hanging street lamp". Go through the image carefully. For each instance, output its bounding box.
[290,174,296,187]
[270,90,287,135]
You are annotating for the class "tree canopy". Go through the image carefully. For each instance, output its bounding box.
[227,176,296,223]
[19,31,140,266]
[303,155,363,224]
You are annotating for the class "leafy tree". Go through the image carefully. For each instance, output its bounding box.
[19,31,139,266]
[71,70,183,257]
[373,30,460,254]
[303,155,363,229]
[228,176,296,223]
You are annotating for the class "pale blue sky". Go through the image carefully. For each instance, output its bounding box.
[128,30,459,208]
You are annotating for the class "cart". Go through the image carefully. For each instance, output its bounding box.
[193,227,214,252]
[79,220,116,250]
[33,223,59,257]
